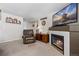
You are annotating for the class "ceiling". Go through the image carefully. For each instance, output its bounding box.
[0,3,69,22]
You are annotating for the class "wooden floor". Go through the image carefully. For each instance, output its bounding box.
[0,40,63,56]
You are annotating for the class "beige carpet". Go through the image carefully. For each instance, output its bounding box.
[0,40,63,56]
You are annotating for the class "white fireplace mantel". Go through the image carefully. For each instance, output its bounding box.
[49,31,70,56]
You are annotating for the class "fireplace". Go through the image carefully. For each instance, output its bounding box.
[51,34,64,54]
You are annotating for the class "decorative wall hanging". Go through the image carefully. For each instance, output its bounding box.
[6,17,21,24]
[42,20,46,26]
[40,17,47,26]
[32,24,35,27]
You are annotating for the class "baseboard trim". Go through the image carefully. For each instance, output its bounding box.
[0,38,22,43]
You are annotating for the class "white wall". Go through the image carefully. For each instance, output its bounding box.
[36,13,53,34]
[23,21,33,29]
[0,11,23,43]
[37,19,48,34]
[23,21,36,35]
[23,21,27,29]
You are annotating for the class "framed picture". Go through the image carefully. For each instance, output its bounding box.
[6,17,12,23]
[12,18,17,24]
[6,17,21,24]
[17,21,21,24]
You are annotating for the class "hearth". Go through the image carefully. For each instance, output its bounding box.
[51,34,64,54]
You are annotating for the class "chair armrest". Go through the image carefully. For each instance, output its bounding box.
[22,36,26,38]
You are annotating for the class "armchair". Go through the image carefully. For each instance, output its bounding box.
[22,29,36,44]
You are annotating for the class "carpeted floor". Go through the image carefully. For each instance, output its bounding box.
[0,40,63,56]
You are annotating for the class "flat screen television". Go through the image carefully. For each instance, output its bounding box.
[53,3,78,27]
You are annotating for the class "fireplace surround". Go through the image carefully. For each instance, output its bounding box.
[49,31,70,56]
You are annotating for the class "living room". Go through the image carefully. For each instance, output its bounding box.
[0,3,79,56]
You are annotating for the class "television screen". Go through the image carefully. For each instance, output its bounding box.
[53,3,78,27]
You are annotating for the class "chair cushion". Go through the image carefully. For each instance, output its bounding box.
[26,37,34,39]
[23,39,36,44]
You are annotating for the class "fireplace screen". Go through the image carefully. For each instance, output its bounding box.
[51,34,64,51]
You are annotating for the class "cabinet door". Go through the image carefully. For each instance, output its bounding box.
[36,34,42,41]
[42,34,49,43]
